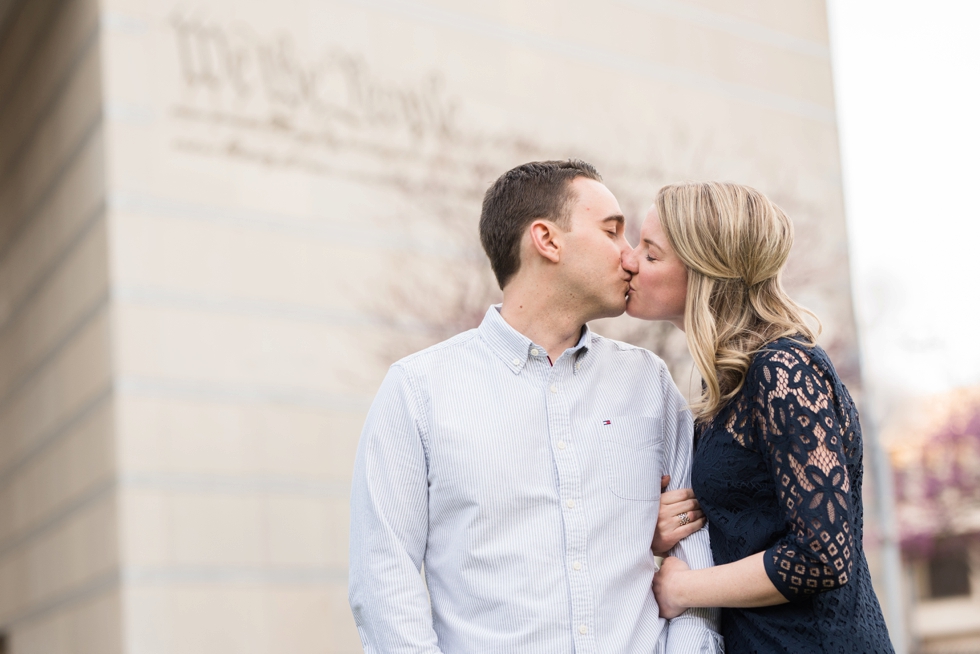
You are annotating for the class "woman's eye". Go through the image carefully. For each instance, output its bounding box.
[646,255,656,262]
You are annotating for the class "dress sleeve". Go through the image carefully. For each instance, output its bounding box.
[750,345,855,601]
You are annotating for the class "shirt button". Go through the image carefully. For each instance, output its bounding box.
[512,358,521,366]
[550,385,557,393]
[531,348,539,356]
[557,440,566,450]
[579,625,588,635]
[566,499,575,509]
[573,561,582,570]
[575,362,581,370]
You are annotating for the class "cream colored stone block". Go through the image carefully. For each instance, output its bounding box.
[264,584,360,654]
[422,0,834,107]
[0,216,109,401]
[114,302,385,397]
[0,309,111,473]
[0,399,113,552]
[118,490,168,567]
[265,495,349,568]
[124,583,360,654]
[109,209,398,318]
[167,493,265,566]
[0,0,100,169]
[0,42,102,246]
[25,492,118,606]
[116,396,362,480]
[0,539,30,619]
[0,481,12,548]
[0,132,104,330]
[0,0,61,99]
[10,587,124,654]
[0,490,117,622]
[682,0,830,43]
[121,488,349,569]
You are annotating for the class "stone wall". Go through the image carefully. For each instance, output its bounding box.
[0,1,856,652]
[0,0,121,651]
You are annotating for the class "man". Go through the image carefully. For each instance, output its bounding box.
[349,160,721,653]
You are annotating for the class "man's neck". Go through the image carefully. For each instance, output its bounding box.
[499,280,587,363]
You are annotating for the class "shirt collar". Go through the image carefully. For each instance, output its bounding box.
[478,305,592,374]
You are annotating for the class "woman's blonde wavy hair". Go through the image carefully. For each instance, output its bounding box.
[656,181,821,422]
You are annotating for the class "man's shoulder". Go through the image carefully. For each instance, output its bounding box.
[392,328,482,372]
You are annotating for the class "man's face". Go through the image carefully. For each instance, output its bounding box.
[558,178,632,320]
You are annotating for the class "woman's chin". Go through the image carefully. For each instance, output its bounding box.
[624,301,648,320]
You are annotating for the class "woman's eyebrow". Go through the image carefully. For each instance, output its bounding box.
[643,238,664,252]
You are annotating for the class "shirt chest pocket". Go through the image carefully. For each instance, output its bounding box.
[599,416,663,501]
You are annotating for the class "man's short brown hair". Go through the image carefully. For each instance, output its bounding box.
[479,159,602,289]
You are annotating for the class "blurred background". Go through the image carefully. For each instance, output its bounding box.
[0,0,976,652]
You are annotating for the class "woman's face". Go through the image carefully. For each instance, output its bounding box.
[623,206,689,330]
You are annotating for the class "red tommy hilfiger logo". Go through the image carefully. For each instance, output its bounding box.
[602,420,611,425]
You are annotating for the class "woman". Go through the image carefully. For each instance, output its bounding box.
[624,182,893,653]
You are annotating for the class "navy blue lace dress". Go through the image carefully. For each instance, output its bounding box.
[691,338,893,653]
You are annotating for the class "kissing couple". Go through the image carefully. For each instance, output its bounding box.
[349,160,893,653]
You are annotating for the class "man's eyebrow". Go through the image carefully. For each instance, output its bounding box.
[602,214,626,225]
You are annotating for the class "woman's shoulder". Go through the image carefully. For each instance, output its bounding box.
[745,336,833,389]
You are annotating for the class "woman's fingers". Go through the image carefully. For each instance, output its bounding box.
[653,487,706,554]
[652,513,706,555]
[672,509,704,525]
[660,488,698,506]
[663,498,700,516]
[679,516,706,536]
[659,509,705,534]
[657,500,698,527]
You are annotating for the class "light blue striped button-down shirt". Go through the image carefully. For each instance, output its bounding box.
[349,306,722,653]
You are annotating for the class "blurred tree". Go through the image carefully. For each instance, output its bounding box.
[893,399,980,555]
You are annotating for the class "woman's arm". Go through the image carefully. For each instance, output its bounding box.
[654,552,787,619]
[655,346,857,616]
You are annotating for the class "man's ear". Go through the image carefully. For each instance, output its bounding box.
[528,219,563,264]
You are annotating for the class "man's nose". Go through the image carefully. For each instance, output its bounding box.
[621,248,638,273]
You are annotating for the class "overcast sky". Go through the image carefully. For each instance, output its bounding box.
[827,0,980,412]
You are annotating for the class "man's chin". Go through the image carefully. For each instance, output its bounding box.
[597,296,629,320]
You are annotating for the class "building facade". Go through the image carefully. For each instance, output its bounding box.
[0,0,862,652]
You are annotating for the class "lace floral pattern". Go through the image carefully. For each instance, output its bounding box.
[748,345,855,596]
[691,338,893,653]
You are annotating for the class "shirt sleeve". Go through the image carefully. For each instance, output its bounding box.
[658,363,723,654]
[751,346,856,601]
[348,364,444,653]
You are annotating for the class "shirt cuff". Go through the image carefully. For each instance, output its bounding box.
[664,610,724,654]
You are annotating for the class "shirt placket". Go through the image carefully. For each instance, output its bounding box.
[545,353,596,653]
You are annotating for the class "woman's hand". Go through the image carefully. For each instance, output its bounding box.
[652,556,691,620]
[651,475,705,556]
